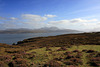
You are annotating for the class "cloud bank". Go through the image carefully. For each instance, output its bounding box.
[0,14,100,32]
[45,14,57,18]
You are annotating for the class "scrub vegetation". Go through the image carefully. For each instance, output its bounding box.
[0,32,100,67]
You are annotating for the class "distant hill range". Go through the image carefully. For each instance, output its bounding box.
[0,27,81,34]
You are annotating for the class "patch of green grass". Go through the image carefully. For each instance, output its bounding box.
[26,45,100,66]
[67,45,100,52]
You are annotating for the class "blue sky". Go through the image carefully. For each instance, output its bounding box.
[0,0,100,31]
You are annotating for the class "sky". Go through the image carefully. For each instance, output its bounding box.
[0,0,100,31]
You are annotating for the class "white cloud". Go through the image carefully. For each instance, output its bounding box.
[19,14,50,29]
[22,14,47,22]
[48,18,98,24]
[70,18,98,23]
[10,17,18,20]
[0,14,51,29]
[0,20,19,29]
[45,14,57,18]
[48,18,100,31]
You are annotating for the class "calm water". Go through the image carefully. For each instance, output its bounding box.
[0,32,79,45]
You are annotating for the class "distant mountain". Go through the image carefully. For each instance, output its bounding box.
[0,27,81,34]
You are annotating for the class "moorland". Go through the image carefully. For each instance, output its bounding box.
[0,32,100,67]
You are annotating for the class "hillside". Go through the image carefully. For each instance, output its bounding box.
[0,32,100,67]
[16,32,100,47]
